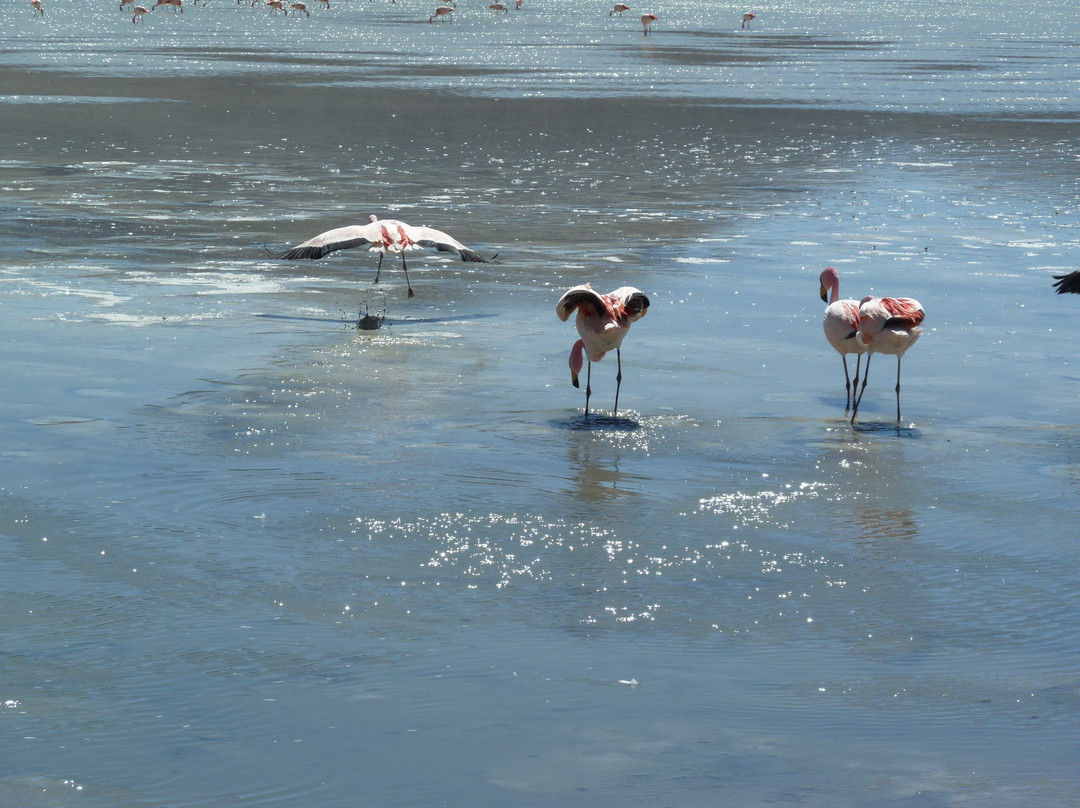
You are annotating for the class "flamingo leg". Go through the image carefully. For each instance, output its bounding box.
[841,356,851,410]
[373,251,384,284]
[851,354,861,412]
[401,254,415,298]
[851,352,872,422]
[894,356,902,422]
[613,348,623,417]
[584,361,592,420]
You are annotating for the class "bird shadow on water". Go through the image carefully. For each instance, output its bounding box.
[851,420,923,438]
[554,413,641,432]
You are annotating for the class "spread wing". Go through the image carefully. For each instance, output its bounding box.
[403,225,492,264]
[556,285,607,322]
[1052,270,1080,295]
[279,224,378,260]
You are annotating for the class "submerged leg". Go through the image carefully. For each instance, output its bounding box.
[613,348,623,417]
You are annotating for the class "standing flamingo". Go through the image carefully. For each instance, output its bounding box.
[31,0,44,14]
[289,1,309,14]
[640,12,657,34]
[132,4,149,20]
[819,267,866,411]
[429,3,454,21]
[556,284,650,419]
[1052,270,1080,294]
[851,294,925,423]
[742,12,755,28]
[279,215,494,298]
[153,0,183,11]
[488,2,507,11]
[610,3,629,15]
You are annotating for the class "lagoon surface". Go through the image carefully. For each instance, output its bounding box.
[2,1,1079,805]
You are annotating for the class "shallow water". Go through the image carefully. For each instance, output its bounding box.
[2,0,1080,806]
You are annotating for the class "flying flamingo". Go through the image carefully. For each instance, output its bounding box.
[556,284,650,419]
[279,215,494,298]
[850,294,925,423]
[429,4,453,21]
[742,12,755,28]
[610,3,629,15]
[819,267,867,411]
[132,4,149,20]
[31,0,44,14]
[1052,270,1080,294]
[640,12,657,34]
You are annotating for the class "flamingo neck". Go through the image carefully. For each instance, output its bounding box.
[569,338,585,382]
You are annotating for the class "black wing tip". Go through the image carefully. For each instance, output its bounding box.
[457,248,497,264]
[1052,271,1080,295]
[279,246,326,260]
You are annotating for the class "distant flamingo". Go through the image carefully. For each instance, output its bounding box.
[289,1,309,14]
[153,0,182,11]
[819,267,867,411]
[267,0,285,11]
[315,0,328,6]
[515,0,522,8]
[640,12,657,34]
[557,284,650,419]
[610,2,629,15]
[489,2,507,11]
[429,3,454,21]
[121,0,134,8]
[31,0,44,14]
[742,12,755,28]
[1052,270,1080,294]
[132,4,149,20]
[279,215,494,298]
[851,295,925,422]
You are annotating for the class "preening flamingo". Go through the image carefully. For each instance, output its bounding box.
[1052,270,1080,294]
[429,4,454,21]
[610,3,629,15]
[279,215,494,298]
[132,4,149,20]
[851,294,925,423]
[819,267,866,411]
[556,284,650,419]
[641,12,657,34]
[742,12,755,28]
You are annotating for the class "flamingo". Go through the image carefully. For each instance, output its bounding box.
[429,4,453,21]
[556,284,650,419]
[132,4,149,20]
[315,0,328,6]
[489,2,507,11]
[850,294,925,423]
[153,0,182,11]
[640,12,657,34]
[31,0,44,14]
[610,3,629,15]
[819,267,867,411]
[289,1,309,14]
[121,0,134,9]
[267,0,285,11]
[1052,270,1080,294]
[279,215,494,298]
[742,12,755,28]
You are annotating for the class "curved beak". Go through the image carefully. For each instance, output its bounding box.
[819,284,829,303]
